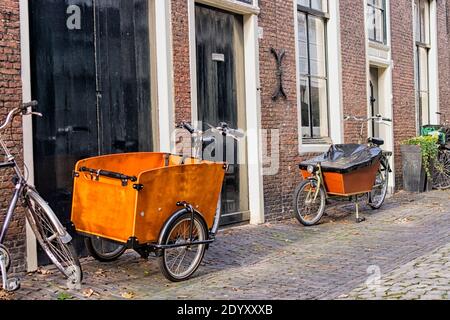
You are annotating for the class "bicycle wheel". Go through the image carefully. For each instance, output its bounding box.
[293,179,326,226]
[24,189,82,283]
[85,237,127,262]
[158,212,207,282]
[432,150,450,190]
[368,157,389,209]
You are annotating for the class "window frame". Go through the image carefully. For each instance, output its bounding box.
[367,0,387,44]
[415,0,431,128]
[297,2,330,140]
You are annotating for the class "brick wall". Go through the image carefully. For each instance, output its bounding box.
[339,0,368,144]
[0,0,26,273]
[438,0,450,118]
[390,0,417,188]
[258,0,301,220]
[171,0,192,124]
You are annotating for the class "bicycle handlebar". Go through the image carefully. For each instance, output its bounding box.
[0,101,41,131]
[22,100,38,109]
[177,122,244,140]
[179,122,195,134]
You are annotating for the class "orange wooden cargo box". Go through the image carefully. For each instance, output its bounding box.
[71,153,225,244]
[300,161,380,196]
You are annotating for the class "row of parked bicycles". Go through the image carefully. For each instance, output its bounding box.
[0,101,448,292]
[422,112,450,191]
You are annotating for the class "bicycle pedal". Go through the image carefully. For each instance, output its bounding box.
[5,277,20,292]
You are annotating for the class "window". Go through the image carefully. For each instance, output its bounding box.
[297,0,329,139]
[415,0,431,127]
[367,0,386,43]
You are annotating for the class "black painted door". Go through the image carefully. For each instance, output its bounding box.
[195,4,249,225]
[29,0,152,263]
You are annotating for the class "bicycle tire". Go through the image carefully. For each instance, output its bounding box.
[293,179,326,226]
[84,237,127,262]
[368,157,389,209]
[432,149,450,190]
[158,212,208,282]
[24,189,82,283]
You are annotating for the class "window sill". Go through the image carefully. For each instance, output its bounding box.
[299,143,331,155]
[369,40,390,52]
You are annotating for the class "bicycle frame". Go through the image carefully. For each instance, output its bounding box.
[0,136,28,244]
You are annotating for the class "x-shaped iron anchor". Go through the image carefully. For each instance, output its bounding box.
[271,48,287,101]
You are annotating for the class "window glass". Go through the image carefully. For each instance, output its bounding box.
[311,0,328,12]
[298,12,309,75]
[419,0,430,43]
[418,46,430,126]
[367,0,386,43]
[298,9,329,139]
[308,16,326,77]
[298,0,328,13]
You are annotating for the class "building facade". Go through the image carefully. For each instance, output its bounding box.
[1,0,449,272]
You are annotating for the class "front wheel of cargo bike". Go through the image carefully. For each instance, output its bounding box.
[158,212,208,282]
[293,179,326,226]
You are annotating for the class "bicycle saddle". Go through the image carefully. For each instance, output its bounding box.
[368,137,384,146]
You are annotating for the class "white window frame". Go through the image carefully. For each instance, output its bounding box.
[413,0,439,129]
[295,0,343,154]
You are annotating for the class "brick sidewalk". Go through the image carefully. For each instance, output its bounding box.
[4,190,450,300]
[340,242,450,300]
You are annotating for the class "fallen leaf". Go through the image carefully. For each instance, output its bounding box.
[121,292,135,299]
[37,268,53,275]
[83,289,95,298]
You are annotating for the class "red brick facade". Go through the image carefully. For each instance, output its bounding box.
[390,0,417,187]
[438,0,450,119]
[171,0,192,124]
[258,0,301,220]
[340,0,368,144]
[0,0,26,273]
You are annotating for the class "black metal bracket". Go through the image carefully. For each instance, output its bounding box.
[79,166,137,186]
[133,184,144,191]
[177,201,196,241]
[271,48,287,101]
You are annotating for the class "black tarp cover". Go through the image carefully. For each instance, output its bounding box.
[299,144,382,174]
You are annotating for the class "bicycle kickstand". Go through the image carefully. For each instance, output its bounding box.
[354,195,366,224]
[0,254,20,292]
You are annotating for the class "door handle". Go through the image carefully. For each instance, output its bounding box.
[56,126,90,135]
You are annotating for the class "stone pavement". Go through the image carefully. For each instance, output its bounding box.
[4,190,450,300]
[340,242,450,300]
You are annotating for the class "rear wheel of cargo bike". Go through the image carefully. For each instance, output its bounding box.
[293,179,326,226]
[24,189,82,284]
[85,237,127,262]
[367,157,389,209]
[158,212,208,282]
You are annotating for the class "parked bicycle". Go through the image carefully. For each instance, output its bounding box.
[0,101,81,291]
[421,112,450,190]
[81,122,243,280]
[294,114,392,226]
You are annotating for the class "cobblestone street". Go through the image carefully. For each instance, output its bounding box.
[4,190,450,300]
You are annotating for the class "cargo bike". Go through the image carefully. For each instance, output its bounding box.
[71,123,241,281]
[294,115,393,226]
